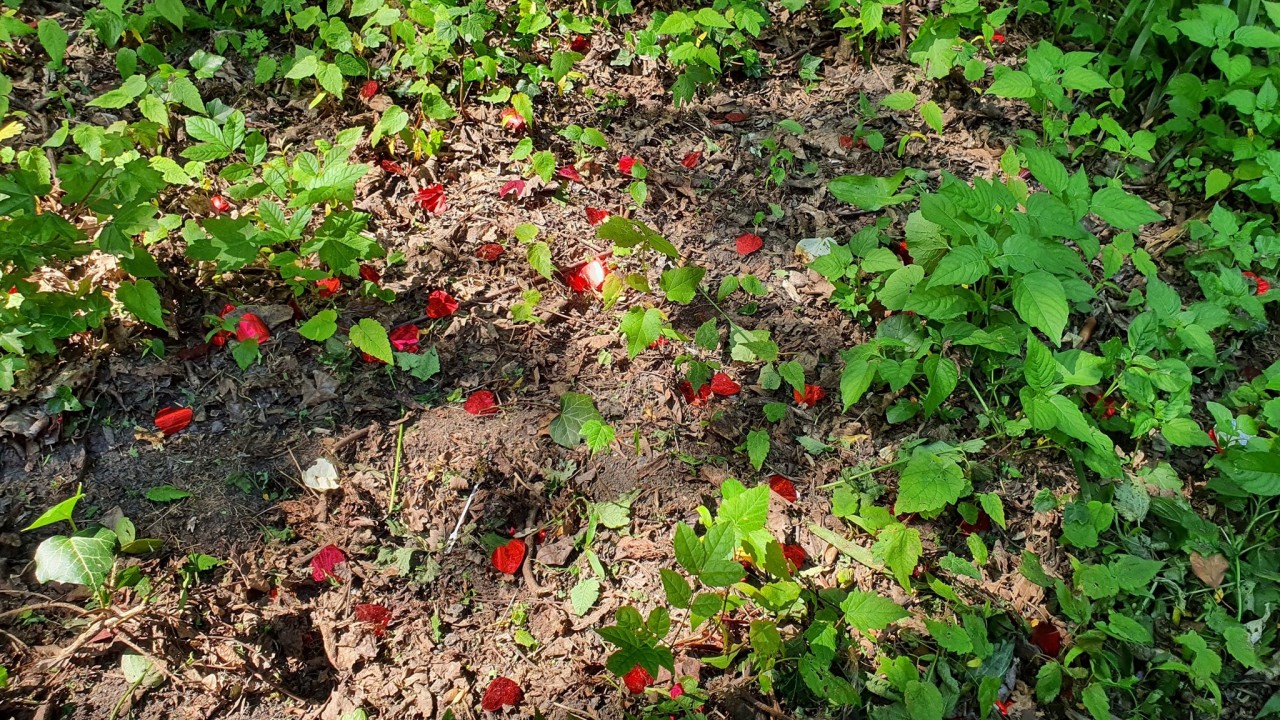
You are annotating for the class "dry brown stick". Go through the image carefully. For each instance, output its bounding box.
[40,602,152,670]
[0,601,88,619]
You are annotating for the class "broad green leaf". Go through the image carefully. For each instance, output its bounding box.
[121,652,164,688]
[905,680,944,720]
[1021,145,1069,195]
[840,590,908,633]
[1013,271,1068,344]
[396,348,441,381]
[349,318,392,364]
[619,307,663,359]
[828,171,911,210]
[1080,684,1110,720]
[659,266,705,304]
[88,74,147,109]
[527,242,554,280]
[919,101,944,134]
[745,429,770,471]
[928,246,987,287]
[580,419,616,454]
[880,91,918,110]
[33,527,117,589]
[23,488,83,531]
[145,485,190,502]
[894,449,967,514]
[925,619,973,654]
[1090,186,1163,231]
[876,523,921,589]
[299,310,338,341]
[660,568,692,608]
[570,578,601,616]
[921,355,958,417]
[986,69,1035,98]
[694,318,719,351]
[37,19,68,67]
[116,280,166,330]
[549,392,602,448]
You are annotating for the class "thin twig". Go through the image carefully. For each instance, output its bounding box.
[445,483,481,553]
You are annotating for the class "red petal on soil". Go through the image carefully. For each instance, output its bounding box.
[570,34,591,53]
[210,194,232,214]
[793,384,825,408]
[316,277,341,298]
[623,665,653,695]
[557,165,583,182]
[476,243,506,261]
[735,233,763,256]
[415,184,448,215]
[678,381,713,407]
[491,538,526,574]
[649,336,669,348]
[482,676,524,711]
[618,156,638,176]
[781,544,807,569]
[379,159,406,176]
[958,510,991,536]
[464,390,499,416]
[992,31,1006,43]
[311,544,346,583]
[359,264,381,284]
[839,135,855,150]
[426,290,459,319]
[235,313,270,344]
[565,259,608,292]
[724,111,749,123]
[1030,620,1063,656]
[499,179,526,199]
[389,324,420,353]
[359,80,379,99]
[681,150,702,169]
[768,475,797,503]
[354,603,392,637]
[709,372,741,396]
[155,406,193,436]
[500,107,526,132]
[585,207,610,225]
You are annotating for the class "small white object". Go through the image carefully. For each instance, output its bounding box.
[796,236,837,262]
[303,457,340,492]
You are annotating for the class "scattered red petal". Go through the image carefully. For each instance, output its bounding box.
[500,107,526,133]
[235,313,270,344]
[839,135,854,150]
[678,380,713,407]
[311,544,346,583]
[709,372,741,396]
[1243,271,1271,295]
[793,384,825,408]
[992,31,1006,43]
[361,351,387,365]
[623,665,653,695]
[499,178,527,199]
[994,699,1011,716]
[585,207,610,225]
[1030,620,1063,656]
[891,241,914,265]
[210,194,232,214]
[359,80,379,99]
[670,684,685,699]
[316,277,342,298]
[154,406,193,436]
[565,259,608,292]
[389,324,420,353]
[735,233,763,256]
[681,150,702,169]
[379,158,406,175]
[426,289,459,319]
[464,390,499,416]
[359,264,381,284]
[354,603,391,637]
[958,510,991,536]
[723,111,749,123]
[482,676,524,711]
[1208,427,1224,454]
[649,336,669,349]
[618,156,638,176]
[491,538,526,574]
[570,34,591,53]
[782,544,807,569]
[476,243,506,261]
[558,165,583,183]
[768,475,797,503]
[415,184,448,215]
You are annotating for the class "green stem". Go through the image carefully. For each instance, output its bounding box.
[387,420,405,514]
[816,457,911,489]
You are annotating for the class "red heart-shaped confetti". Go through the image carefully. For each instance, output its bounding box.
[709,372,740,396]
[426,290,459,319]
[623,665,653,695]
[482,676,523,711]
[735,233,763,256]
[464,390,499,416]
[491,538,525,574]
[154,406,193,436]
[311,544,346,583]
[768,475,797,503]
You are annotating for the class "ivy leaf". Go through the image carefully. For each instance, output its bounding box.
[349,318,392,364]
[33,527,117,589]
[894,448,967,514]
[116,279,166,330]
[840,590,908,633]
[549,392,602,448]
[580,419,616,454]
[299,309,338,341]
[745,429,770,471]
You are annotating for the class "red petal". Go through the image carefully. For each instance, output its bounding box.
[558,165,583,182]
[426,290,459,319]
[481,676,524,711]
[359,264,381,284]
[361,351,387,365]
[768,475,797,503]
[681,150,702,169]
[154,406,193,436]
[354,603,392,637]
[618,156,638,176]
[839,135,854,150]
[623,665,653,695]
[379,159,405,176]
[415,184,447,215]
[311,544,346,583]
[793,384,825,408]
[724,111,748,123]
[499,179,526,199]
[316,277,341,298]
[476,243,506,261]
[669,684,685,699]
[235,313,270,344]
[491,538,526,574]
[210,195,231,214]
[781,543,807,569]
[678,380,713,407]
[564,259,608,292]
[1030,620,1063,656]
[464,390,499,416]
[570,34,591,53]
[500,107,526,132]
[958,510,991,536]
[585,207,610,225]
[735,233,763,256]
[709,372,740,396]
[992,31,1006,43]
[389,324,420,353]
[359,80,379,99]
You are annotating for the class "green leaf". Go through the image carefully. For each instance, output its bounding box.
[619,307,664,359]
[828,171,911,210]
[154,0,189,30]
[121,652,165,688]
[23,488,84,531]
[88,74,148,109]
[877,523,922,589]
[694,318,719,351]
[1021,145,1069,195]
[977,493,1006,529]
[371,105,409,147]
[37,19,68,67]
[33,527,117,589]
[511,93,534,124]
[986,69,1035,98]
[549,392,602,448]
[895,449,967,515]
[1035,663,1063,702]
[1013,271,1069,345]
[188,50,225,80]
[925,619,973,654]
[531,150,556,183]
[581,419,616,454]
[145,485,190,502]
[922,355,958,417]
[880,91,918,110]
[660,568,692,609]
[840,590,909,633]
[919,101,944,134]
[299,310,338,341]
[349,318,392,364]
[1090,186,1163,231]
[396,347,441,381]
[929,245,988,287]
[116,280,166,330]
[550,51,583,82]
[1204,168,1232,198]
[659,266,705,304]
[1104,612,1153,644]
[777,360,806,393]
[763,402,788,422]
[1080,684,1110,720]
[1162,417,1211,447]
[526,242,554,281]
[570,578,601,616]
[745,429,770,471]
[905,680,944,720]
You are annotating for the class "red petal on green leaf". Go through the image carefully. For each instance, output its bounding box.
[389,324,420,353]
[793,384,825,408]
[476,243,506,261]
[464,390,499,416]
[558,165,583,182]
[316,277,341,298]
[426,290,459,319]
[311,544,346,583]
[361,351,387,365]
[735,233,763,256]
[415,184,447,214]
[154,406,193,436]
[481,676,523,711]
[680,150,702,169]
[669,684,685,699]
[491,538,525,574]
[623,665,653,695]
[709,372,740,396]
[768,475,797,503]
[618,156,638,176]
[500,107,526,132]
[992,31,1006,43]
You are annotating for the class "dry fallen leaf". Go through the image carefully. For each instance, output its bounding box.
[303,458,340,492]
[1190,551,1228,588]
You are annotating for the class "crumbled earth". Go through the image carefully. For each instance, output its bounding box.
[0,12,1156,720]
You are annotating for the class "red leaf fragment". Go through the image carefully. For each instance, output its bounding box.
[1030,620,1063,656]
[316,277,342,298]
[389,324,420,353]
[1208,427,1224,454]
[379,158,406,176]
[359,264,381,284]
[839,135,854,150]
[992,31,1006,43]
[709,372,740,396]
[500,107,526,133]
[558,165,583,183]
[564,259,608,292]
[426,290,459,319]
[781,544,807,569]
[891,241,913,265]
[793,384,825,408]
[155,406,193,436]
[491,538,525,574]
[415,184,448,215]
[482,676,523,711]
[1243,271,1271,295]
[680,150,702,169]
[361,351,387,365]
[623,665,653,695]
[235,313,270,344]
[768,475,797,503]
[735,233,763,256]
[994,699,1011,716]
[210,194,232,214]
[670,684,685,699]
[359,80,379,99]
[678,380,713,407]
[311,544,346,583]
[464,390,499,416]
[723,111,749,123]
[499,178,526,199]
[476,243,506,261]
[618,156,638,176]
[354,603,392,637]
[570,34,591,53]
[585,207,610,225]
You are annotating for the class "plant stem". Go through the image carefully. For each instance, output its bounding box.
[816,457,911,489]
[387,419,405,514]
